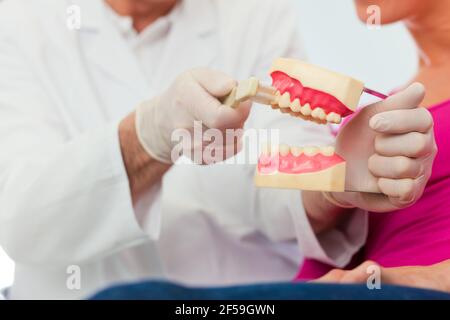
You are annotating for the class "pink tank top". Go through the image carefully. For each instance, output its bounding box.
[297,99,450,280]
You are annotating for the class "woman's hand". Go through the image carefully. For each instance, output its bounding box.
[315,260,450,293]
[331,83,437,212]
[302,83,437,233]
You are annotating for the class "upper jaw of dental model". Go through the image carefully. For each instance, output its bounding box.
[258,145,344,175]
[270,58,365,124]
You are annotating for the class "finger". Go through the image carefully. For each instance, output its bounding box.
[352,192,399,212]
[374,132,434,158]
[368,154,423,179]
[313,269,347,283]
[190,68,237,97]
[371,83,425,115]
[379,268,404,287]
[378,178,418,203]
[213,100,252,129]
[369,107,433,134]
[193,83,251,129]
[346,190,421,212]
[378,265,420,287]
[340,261,381,284]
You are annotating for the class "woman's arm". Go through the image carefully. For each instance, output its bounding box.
[315,259,450,293]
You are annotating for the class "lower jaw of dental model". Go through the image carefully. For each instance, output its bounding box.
[270,58,365,124]
[254,145,346,192]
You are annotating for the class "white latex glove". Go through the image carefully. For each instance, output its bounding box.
[331,83,437,212]
[136,68,251,164]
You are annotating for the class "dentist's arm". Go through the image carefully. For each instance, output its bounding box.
[119,114,169,204]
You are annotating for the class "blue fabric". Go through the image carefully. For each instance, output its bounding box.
[90,281,450,300]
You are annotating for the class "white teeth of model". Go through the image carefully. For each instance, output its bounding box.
[261,144,271,156]
[311,107,327,120]
[279,92,291,108]
[333,114,342,124]
[300,103,312,116]
[279,144,290,156]
[326,112,342,124]
[325,113,334,123]
[304,146,319,156]
[270,146,279,156]
[290,99,301,112]
[290,146,304,157]
[320,146,335,156]
[273,91,281,105]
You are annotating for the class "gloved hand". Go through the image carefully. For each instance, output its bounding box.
[330,83,437,212]
[136,68,251,164]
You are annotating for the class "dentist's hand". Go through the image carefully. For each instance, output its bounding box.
[135,68,251,164]
[331,83,437,212]
[119,68,250,204]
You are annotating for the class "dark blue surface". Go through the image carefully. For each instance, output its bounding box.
[90,281,450,300]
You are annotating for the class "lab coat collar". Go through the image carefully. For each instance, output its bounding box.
[179,0,216,37]
[72,0,217,98]
[149,0,218,91]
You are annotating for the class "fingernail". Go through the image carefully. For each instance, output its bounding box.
[370,115,389,131]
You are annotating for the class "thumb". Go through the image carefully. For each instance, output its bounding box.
[371,82,425,115]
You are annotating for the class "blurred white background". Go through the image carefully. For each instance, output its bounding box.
[294,0,417,104]
[0,0,417,292]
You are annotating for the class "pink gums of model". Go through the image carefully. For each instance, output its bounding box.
[271,71,354,117]
[258,152,345,175]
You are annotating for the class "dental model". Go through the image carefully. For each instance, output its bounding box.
[221,58,386,192]
[254,145,346,192]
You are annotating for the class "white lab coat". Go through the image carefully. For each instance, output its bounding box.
[0,0,366,299]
